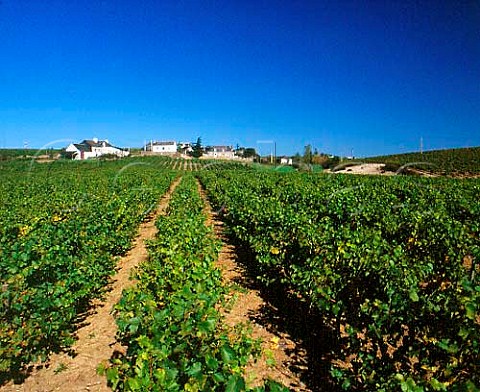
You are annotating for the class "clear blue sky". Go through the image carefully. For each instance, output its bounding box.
[1,0,479,157]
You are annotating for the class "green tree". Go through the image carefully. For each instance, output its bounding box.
[303,144,312,165]
[191,137,203,158]
[244,148,257,158]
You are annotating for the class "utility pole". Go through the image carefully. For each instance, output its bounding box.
[274,141,277,167]
[420,137,423,154]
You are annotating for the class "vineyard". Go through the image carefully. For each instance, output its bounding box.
[102,174,288,391]
[0,157,479,391]
[0,158,176,382]
[199,170,480,391]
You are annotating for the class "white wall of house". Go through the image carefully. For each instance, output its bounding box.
[65,143,78,153]
[280,157,293,165]
[205,151,235,159]
[204,146,235,159]
[111,147,129,157]
[92,146,129,157]
[151,144,177,153]
[148,141,177,154]
[65,144,91,160]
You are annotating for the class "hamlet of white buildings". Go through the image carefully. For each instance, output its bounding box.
[145,141,237,159]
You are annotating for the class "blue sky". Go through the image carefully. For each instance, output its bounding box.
[1,0,479,157]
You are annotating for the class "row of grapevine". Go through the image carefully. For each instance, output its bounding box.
[128,156,252,172]
[0,158,176,382]
[105,174,288,391]
[199,170,480,391]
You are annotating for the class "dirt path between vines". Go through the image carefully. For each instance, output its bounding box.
[2,177,182,392]
[197,181,311,391]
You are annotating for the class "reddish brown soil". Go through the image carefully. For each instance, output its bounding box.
[1,177,182,392]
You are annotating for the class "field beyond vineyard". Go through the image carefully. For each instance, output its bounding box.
[0,157,479,391]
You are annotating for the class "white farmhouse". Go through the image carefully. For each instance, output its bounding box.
[204,146,235,159]
[146,141,178,154]
[178,142,193,155]
[65,138,130,160]
[280,157,293,165]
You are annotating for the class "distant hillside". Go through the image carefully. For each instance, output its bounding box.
[0,148,59,161]
[364,146,480,175]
